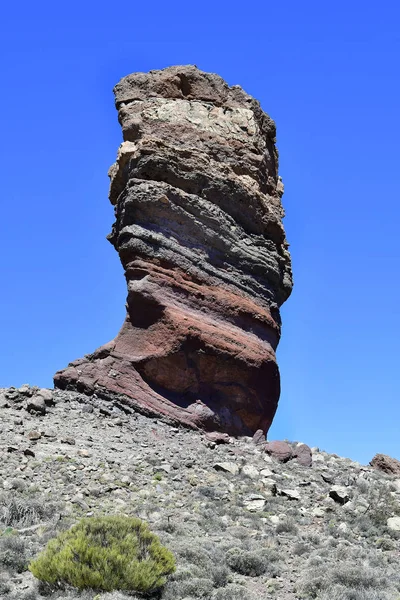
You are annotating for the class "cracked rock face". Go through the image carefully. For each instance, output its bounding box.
[54,65,293,435]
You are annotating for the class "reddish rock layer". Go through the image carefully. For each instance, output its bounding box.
[54,66,293,435]
[370,454,400,476]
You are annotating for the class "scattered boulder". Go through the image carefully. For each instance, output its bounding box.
[293,443,313,467]
[370,453,400,476]
[242,465,259,479]
[278,488,300,500]
[26,395,46,415]
[213,462,240,476]
[36,388,54,406]
[243,494,267,512]
[329,485,350,505]
[265,441,293,463]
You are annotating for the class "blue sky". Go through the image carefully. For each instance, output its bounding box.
[1,1,399,464]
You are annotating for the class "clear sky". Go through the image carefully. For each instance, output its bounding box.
[1,1,399,465]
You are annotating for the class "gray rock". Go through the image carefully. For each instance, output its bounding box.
[329,485,350,504]
[243,494,267,512]
[213,462,239,476]
[279,488,300,500]
[242,464,259,479]
[26,395,46,415]
[27,430,41,441]
[36,388,54,406]
[387,516,400,531]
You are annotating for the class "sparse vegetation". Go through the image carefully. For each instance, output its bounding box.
[0,386,399,599]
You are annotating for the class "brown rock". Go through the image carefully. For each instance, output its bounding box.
[293,443,313,467]
[252,429,266,445]
[54,66,293,436]
[370,453,400,475]
[265,440,293,462]
[27,430,41,441]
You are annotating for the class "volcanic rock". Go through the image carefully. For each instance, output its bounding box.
[54,65,293,435]
[293,443,313,467]
[370,453,400,476]
[264,440,293,462]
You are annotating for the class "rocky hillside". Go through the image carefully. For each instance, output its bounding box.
[0,385,399,600]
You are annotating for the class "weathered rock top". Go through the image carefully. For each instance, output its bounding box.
[55,66,293,435]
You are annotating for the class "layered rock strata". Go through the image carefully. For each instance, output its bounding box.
[54,65,293,435]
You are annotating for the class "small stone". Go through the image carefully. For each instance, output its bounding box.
[260,468,274,477]
[242,465,259,479]
[27,430,41,441]
[243,494,266,512]
[387,516,400,531]
[77,449,92,458]
[270,515,280,524]
[60,437,76,445]
[23,448,35,457]
[329,485,350,505]
[82,404,94,414]
[262,479,277,496]
[71,494,89,510]
[7,446,19,453]
[338,522,348,532]
[43,429,57,438]
[213,462,239,476]
[312,507,325,517]
[157,464,172,474]
[279,488,300,500]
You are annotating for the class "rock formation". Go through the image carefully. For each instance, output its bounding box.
[370,453,400,476]
[54,65,293,435]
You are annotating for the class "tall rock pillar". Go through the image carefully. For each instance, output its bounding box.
[54,66,293,435]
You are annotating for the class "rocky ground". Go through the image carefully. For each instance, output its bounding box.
[0,385,399,600]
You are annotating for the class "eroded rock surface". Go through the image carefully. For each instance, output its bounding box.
[54,65,293,435]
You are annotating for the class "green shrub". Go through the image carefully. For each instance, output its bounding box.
[29,516,175,593]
